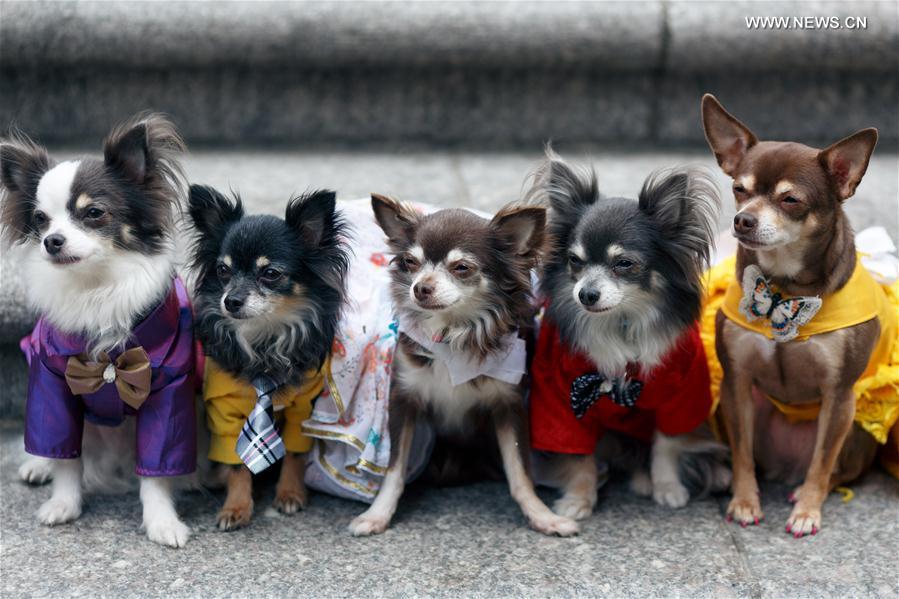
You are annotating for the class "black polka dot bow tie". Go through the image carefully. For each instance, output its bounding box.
[570,373,644,418]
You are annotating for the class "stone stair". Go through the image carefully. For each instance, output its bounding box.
[2,1,897,146]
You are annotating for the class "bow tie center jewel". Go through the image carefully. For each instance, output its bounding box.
[103,363,117,384]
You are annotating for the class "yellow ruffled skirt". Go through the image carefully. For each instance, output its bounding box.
[700,257,899,478]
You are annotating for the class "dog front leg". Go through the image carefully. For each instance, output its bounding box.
[551,453,598,521]
[273,451,308,514]
[35,458,83,525]
[216,464,254,531]
[651,432,690,508]
[141,476,190,547]
[720,369,763,526]
[348,406,416,536]
[494,411,579,536]
[787,387,855,537]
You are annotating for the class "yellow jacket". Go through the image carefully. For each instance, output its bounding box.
[203,357,328,465]
[701,256,899,475]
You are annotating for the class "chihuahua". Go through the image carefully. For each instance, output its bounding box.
[1,114,196,547]
[702,94,882,536]
[527,150,728,520]
[188,184,349,530]
[348,195,579,537]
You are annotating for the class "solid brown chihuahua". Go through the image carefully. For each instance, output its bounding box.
[702,93,884,537]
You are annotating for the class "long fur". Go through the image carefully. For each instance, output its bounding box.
[1,114,194,547]
[531,148,727,502]
[0,113,186,353]
[533,150,719,373]
[375,197,542,358]
[189,185,350,384]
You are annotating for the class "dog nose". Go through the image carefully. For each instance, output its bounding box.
[224,295,245,313]
[733,212,758,234]
[578,287,600,307]
[43,233,66,255]
[413,283,434,301]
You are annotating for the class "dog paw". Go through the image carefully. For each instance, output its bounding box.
[19,457,53,485]
[725,496,764,527]
[216,503,253,531]
[653,480,690,509]
[145,515,191,548]
[348,513,390,536]
[273,489,307,515]
[36,497,82,526]
[529,512,580,537]
[552,495,594,521]
[630,470,653,497]
[786,505,821,538]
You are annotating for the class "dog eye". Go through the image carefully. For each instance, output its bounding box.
[734,184,746,193]
[84,207,105,219]
[614,259,636,273]
[33,211,48,227]
[260,267,282,282]
[216,264,231,279]
[782,196,800,205]
[451,262,474,276]
[402,256,420,271]
[568,253,584,267]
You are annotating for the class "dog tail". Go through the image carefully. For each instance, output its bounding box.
[674,436,732,498]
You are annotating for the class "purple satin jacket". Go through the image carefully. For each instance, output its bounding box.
[21,278,197,477]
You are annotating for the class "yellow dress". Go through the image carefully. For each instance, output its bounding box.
[203,357,329,465]
[700,256,899,476]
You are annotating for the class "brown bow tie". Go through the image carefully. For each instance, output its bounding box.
[64,347,152,409]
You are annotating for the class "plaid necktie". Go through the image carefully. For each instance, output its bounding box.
[236,373,285,474]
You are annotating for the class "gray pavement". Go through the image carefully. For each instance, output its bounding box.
[1,422,897,597]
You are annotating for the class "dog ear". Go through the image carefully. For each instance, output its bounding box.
[701,94,757,176]
[371,193,419,248]
[639,168,720,270]
[0,131,51,245]
[285,189,338,248]
[490,204,546,257]
[188,184,243,237]
[104,112,185,186]
[818,128,878,200]
[0,132,50,195]
[528,146,599,223]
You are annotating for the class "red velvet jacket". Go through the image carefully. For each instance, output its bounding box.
[529,314,712,454]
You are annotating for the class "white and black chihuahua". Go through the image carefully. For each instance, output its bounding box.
[528,150,730,519]
[349,194,579,537]
[1,113,196,547]
[188,184,349,530]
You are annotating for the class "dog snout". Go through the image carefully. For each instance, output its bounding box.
[43,233,66,255]
[224,294,245,314]
[733,212,758,234]
[413,282,434,301]
[578,287,600,307]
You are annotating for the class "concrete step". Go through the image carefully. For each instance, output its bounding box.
[1,146,897,416]
[1,1,896,145]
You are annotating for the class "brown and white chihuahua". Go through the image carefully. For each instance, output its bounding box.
[348,194,579,537]
[701,94,880,536]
